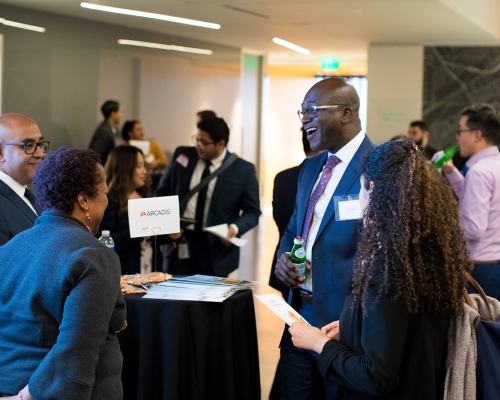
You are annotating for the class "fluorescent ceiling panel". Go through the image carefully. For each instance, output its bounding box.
[81,2,220,30]
[118,39,213,55]
[272,37,310,55]
[0,17,45,32]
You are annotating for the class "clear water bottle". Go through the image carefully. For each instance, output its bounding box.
[99,230,115,251]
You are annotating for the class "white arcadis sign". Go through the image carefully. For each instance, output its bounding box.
[128,196,180,238]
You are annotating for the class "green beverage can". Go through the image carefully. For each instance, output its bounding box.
[290,236,307,280]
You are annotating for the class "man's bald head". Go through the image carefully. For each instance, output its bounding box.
[308,77,360,113]
[0,113,45,185]
[0,113,39,141]
[301,77,362,153]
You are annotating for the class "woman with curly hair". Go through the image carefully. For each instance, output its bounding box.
[99,145,163,274]
[289,139,472,399]
[0,147,125,399]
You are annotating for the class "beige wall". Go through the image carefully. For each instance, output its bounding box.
[261,76,316,205]
[0,3,241,152]
[367,44,424,143]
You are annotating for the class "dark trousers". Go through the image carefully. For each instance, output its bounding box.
[469,261,500,300]
[276,302,338,399]
[166,230,217,276]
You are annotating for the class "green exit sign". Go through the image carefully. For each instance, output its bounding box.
[321,57,339,71]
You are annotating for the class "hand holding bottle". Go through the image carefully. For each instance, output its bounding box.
[275,252,304,288]
[431,150,455,174]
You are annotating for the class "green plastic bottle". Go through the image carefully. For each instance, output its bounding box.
[432,143,460,169]
[290,236,307,281]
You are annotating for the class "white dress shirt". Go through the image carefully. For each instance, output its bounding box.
[302,130,365,292]
[0,170,38,215]
[183,149,238,234]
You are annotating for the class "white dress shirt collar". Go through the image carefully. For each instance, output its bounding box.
[0,170,27,198]
[329,130,365,163]
[208,148,227,169]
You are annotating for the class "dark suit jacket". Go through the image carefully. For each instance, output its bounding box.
[277,136,375,328]
[269,161,305,296]
[89,121,115,165]
[0,180,38,246]
[0,211,126,399]
[156,146,261,276]
[319,274,448,399]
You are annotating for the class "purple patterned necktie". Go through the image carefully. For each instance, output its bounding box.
[301,155,341,245]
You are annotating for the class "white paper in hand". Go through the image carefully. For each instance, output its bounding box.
[128,196,180,238]
[204,223,247,247]
[255,294,310,326]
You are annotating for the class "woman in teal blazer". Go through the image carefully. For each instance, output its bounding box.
[0,147,126,400]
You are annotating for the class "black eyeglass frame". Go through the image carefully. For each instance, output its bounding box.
[0,140,50,154]
[297,105,346,121]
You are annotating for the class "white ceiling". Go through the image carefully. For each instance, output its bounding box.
[3,0,500,66]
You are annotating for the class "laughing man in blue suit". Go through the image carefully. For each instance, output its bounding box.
[274,77,375,399]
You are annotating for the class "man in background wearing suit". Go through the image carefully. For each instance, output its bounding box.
[89,100,121,165]
[274,77,375,399]
[0,113,47,246]
[156,117,261,277]
[269,127,324,299]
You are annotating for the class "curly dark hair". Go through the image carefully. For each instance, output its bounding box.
[33,147,103,214]
[105,145,151,215]
[352,139,472,316]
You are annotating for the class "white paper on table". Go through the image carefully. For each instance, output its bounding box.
[129,140,150,155]
[255,294,310,326]
[204,223,247,247]
[128,196,180,238]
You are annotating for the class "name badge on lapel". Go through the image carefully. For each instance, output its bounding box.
[334,195,362,221]
[176,153,189,168]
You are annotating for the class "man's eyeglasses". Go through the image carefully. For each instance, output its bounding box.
[456,128,477,136]
[297,105,346,121]
[191,136,214,146]
[0,140,50,154]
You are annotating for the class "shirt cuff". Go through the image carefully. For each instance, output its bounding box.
[446,167,464,185]
[229,224,239,236]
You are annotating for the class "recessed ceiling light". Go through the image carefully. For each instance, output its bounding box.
[0,17,45,32]
[118,39,213,55]
[81,2,220,30]
[272,37,310,55]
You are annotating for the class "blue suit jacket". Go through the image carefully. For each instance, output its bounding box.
[278,136,375,327]
[156,146,261,276]
[0,180,38,246]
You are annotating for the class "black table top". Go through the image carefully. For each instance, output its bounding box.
[119,290,261,400]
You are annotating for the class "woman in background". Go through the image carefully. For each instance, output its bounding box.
[100,145,163,274]
[0,147,125,400]
[122,120,168,171]
[289,140,472,399]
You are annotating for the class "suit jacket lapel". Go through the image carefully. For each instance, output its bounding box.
[209,151,232,213]
[178,148,199,214]
[296,152,328,234]
[315,136,372,240]
[0,180,38,223]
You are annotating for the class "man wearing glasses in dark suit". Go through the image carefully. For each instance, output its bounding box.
[0,113,48,246]
[156,116,260,277]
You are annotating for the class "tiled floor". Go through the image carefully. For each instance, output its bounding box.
[229,205,286,399]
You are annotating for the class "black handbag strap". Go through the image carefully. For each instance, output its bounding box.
[179,154,238,208]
